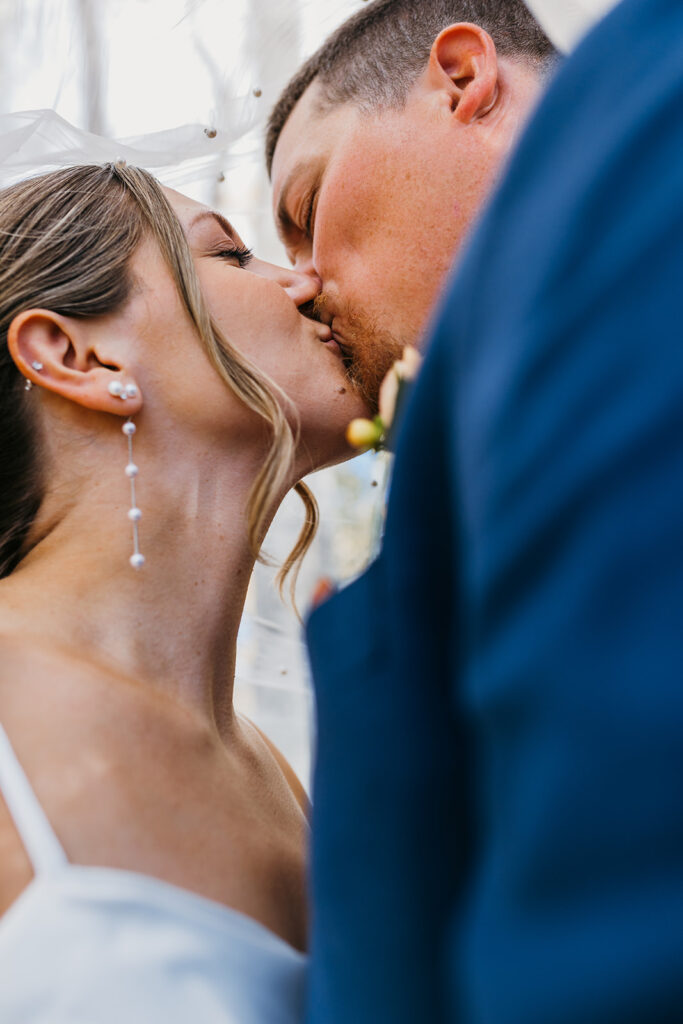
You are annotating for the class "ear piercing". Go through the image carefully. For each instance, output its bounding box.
[23,361,43,391]
[109,381,139,400]
[122,419,144,571]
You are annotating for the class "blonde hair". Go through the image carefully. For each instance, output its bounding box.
[0,163,317,596]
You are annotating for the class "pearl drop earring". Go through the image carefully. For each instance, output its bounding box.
[123,419,144,570]
[108,380,144,570]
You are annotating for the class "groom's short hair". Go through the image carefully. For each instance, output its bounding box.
[266,0,556,174]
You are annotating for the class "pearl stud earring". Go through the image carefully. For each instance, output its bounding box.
[122,419,144,570]
[109,380,139,402]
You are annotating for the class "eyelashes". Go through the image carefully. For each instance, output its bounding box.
[215,244,254,268]
[301,190,317,237]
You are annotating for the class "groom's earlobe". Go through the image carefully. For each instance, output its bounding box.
[425,23,499,124]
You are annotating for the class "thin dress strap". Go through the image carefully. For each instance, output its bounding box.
[0,722,68,875]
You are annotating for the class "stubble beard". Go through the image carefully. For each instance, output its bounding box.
[314,296,405,414]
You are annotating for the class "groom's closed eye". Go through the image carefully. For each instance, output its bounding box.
[299,189,318,239]
[278,192,315,242]
[284,193,318,271]
[275,163,324,253]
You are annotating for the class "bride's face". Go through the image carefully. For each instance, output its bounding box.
[124,188,369,470]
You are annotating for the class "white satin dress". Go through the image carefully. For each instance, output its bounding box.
[0,722,307,1023]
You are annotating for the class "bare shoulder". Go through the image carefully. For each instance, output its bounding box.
[0,630,135,732]
[0,632,94,913]
[238,716,310,820]
[0,630,81,719]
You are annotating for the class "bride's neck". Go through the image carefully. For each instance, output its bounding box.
[0,444,279,738]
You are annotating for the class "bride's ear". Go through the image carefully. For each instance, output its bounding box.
[7,309,143,416]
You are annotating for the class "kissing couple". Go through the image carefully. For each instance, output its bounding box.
[1,0,682,1022]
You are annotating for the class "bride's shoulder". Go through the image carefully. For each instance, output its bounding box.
[0,629,105,705]
[0,629,150,750]
[0,628,71,697]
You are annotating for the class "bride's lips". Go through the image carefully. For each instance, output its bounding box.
[307,318,352,367]
[313,322,345,360]
[330,330,353,371]
[322,336,343,358]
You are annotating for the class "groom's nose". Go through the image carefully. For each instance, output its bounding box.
[250,258,322,309]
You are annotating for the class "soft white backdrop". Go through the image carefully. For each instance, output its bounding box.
[0,0,385,787]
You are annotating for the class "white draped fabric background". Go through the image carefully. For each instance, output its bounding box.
[0,0,617,786]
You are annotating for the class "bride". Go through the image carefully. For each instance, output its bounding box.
[0,162,368,1022]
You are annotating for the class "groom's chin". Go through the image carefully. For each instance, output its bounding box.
[340,313,405,414]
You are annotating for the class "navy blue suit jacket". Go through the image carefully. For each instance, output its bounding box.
[306,0,683,1020]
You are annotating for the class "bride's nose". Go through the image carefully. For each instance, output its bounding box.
[250,258,321,308]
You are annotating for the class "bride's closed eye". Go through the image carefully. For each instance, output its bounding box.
[214,244,254,269]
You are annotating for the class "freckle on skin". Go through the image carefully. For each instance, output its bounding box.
[338,387,346,394]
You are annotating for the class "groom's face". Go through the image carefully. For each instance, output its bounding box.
[270,79,506,402]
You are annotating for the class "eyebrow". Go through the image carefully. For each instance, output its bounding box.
[188,209,239,240]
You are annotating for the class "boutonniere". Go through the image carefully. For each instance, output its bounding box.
[346,346,422,453]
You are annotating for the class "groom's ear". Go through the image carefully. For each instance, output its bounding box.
[422,23,499,124]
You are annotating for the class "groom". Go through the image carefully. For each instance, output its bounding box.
[266,0,683,1022]
[267,0,557,404]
